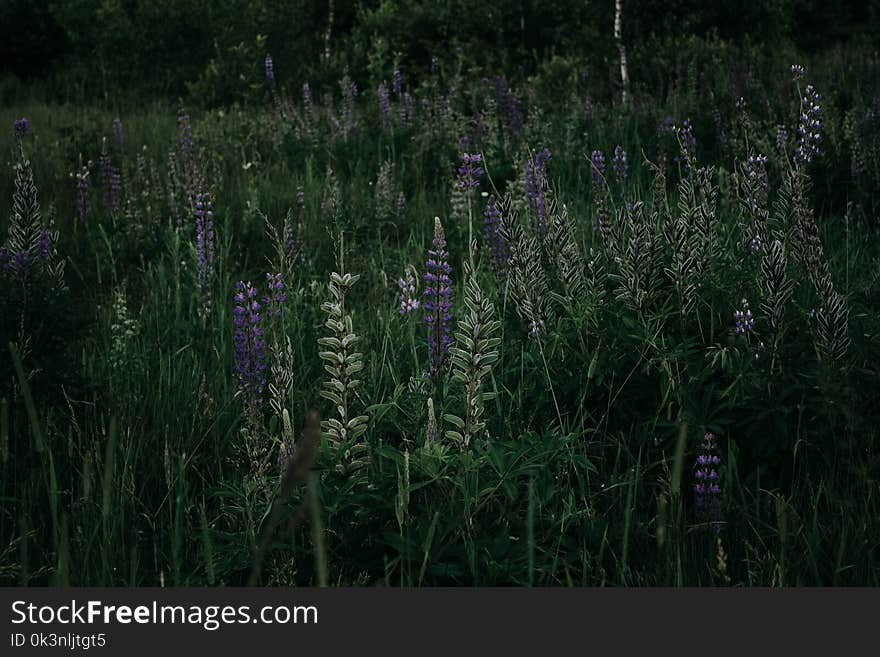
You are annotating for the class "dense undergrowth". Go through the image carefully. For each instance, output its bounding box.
[1,47,879,586]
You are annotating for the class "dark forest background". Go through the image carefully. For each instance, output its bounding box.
[2,1,878,105]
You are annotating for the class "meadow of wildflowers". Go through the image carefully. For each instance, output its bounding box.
[1,30,880,589]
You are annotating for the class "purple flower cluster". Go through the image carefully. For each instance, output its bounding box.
[263,272,286,317]
[1,230,54,280]
[483,194,509,276]
[492,75,524,138]
[424,218,454,378]
[612,145,628,182]
[457,153,484,190]
[378,82,391,131]
[525,148,552,231]
[233,281,267,419]
[38,229,51,259]
[178,102,194,162]
[790,64,805,80]
[99,141,121,214]
[775,125,788,152]
[744,154,769,195]
[1,247,30,278]
[795,84,822,166]
[265,54,275,84]
[195,192,215,302]
[733,299,755,335]
[674,119,697,164]
[656,116,676,135]
[590,150,606,188]
[13,118,30,140]
[694,432,722,531]
[397,267,420,316]
[392,67,404,96]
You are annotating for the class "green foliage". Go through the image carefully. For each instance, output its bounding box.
[444,260,501,448]
[318,250,369,475]
[0,31,879,588]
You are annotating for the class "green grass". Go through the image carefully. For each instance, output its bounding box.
[1,56,879,586]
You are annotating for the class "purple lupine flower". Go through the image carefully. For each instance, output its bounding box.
[493,76,524,138]
[656,116,676,135]
[112,118,124,152]
[795,84,822,166]
[178,102,194,162]
[233,281,267,419]
[99,139,121,214]
[37,229,51,260]
[674,119,697,166]
[694,432,722,531]
[11,249,31,278]
[790,64,805,80]
[378,82,391,131]
[483,194,509,276]
[265,54,275,83]
[590,150,606,188]
[263,272,286,317]
[13,118,30,140]
[612,145,628,182]
[744,154,769,195]
[525,148,552,232]
[457,153,484,189]
[195,192,215,303]
[775,124,788,152]
[733,299,755,335]
[397,266,420,316]
[430,56,439,74]
[392,67,404,96]
[748,235,763,254]
[424,217,454,378]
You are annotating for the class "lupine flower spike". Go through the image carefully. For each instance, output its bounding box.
[13,118,30,140]
[424,217,454,378]
[397,266,420,316]
[265,54,275,84]
[694,432,723,532]
[734,299,755,335]
[233,281,266,427]
[195,192,215,312]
